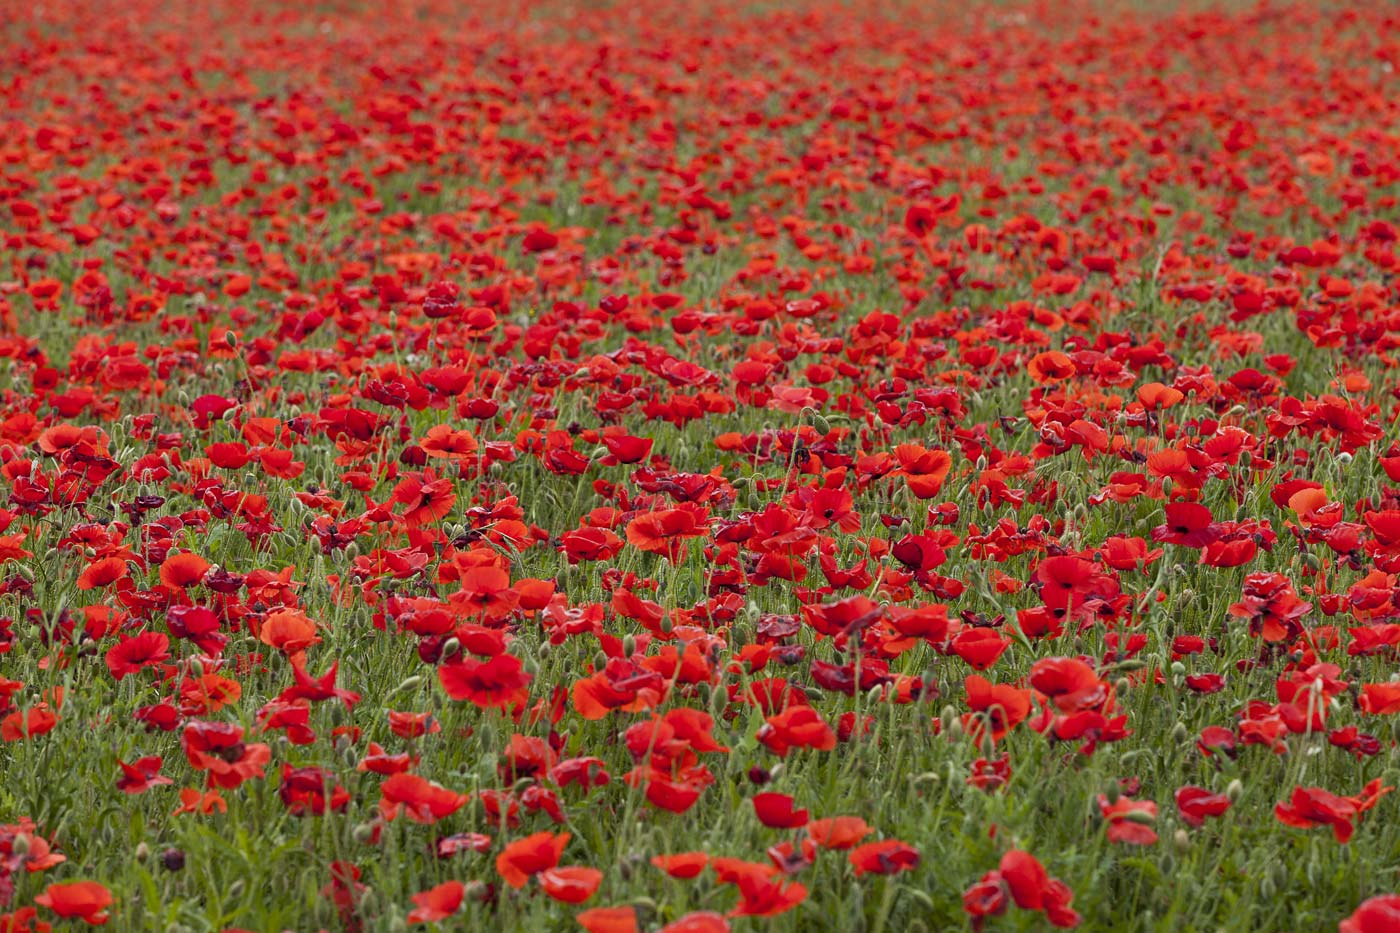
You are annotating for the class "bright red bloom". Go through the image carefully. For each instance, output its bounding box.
[496,831,569,888]
[34,882,112,925]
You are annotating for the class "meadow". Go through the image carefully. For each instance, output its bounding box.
[2,0,1400,930]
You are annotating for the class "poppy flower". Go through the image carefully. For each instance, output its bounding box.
[439,655,532,709]
[807,816,872,850]
[577,906,640,933]
[407,881,464,924]
[1174,786,1232,827]
[115,756,172,794]
[848,839,919,876]
[1342,895,1400,933]
[34,882,113,925]
[538,866,602,903]
[652,852,710,878]
[105,632,171,680]
[76,556,129,590]
[751,793,809,828]
[158,552,210,589]
[496,831,570,889]
[378,773,468,824]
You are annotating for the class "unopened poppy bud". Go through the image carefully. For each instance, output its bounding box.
[135,842,150,863]
[393,675,422,695]
[188,658,204,678]
[352,823,376,844]
[463,880,489,902]
[867,685,884,705]
[224,330,238,348]
[1174,829,1191,852]
[812,414,831,435]
[1123,809,1157,825]
[1337,451,1353,465]
[659,616,673,635]
[1114,677,1131,694]
[709,687,728,718]
[11,834,29,857]
[1302,553,1321,572]
[979,729,994,758]
[592,650,608,670]
[344,542,360,560]
[1104,781,1122,804]
[1172,721,1190,744]
[1259,877,1276,899]
[1226,779,1244,802]
[1170,661,1186,676]
[622,634,636,656]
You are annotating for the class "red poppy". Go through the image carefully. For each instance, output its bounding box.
[34,882,113,925]
[496,831,569,889]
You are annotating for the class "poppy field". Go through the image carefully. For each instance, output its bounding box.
[4,0,1400,929]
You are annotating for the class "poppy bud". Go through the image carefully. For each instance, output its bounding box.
[1301,552,1321,572]
[1171,722,1189,744]
[1174,829,1191,852]
[224,330,238,348]
[135,842,150,863]
[387,914,408,933]
[353,823,376,844]
[1104,781,1122,804]
[189,658,204,678]
[709,687,728,718]
[592,650,608,670]
[1225,779,1244,802]
[979,729,994,759]
[10,834,29,857]
[812,414,831,435]
[621,634,636,656]
[1169,661,1186,676]
[392,675,422,695]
